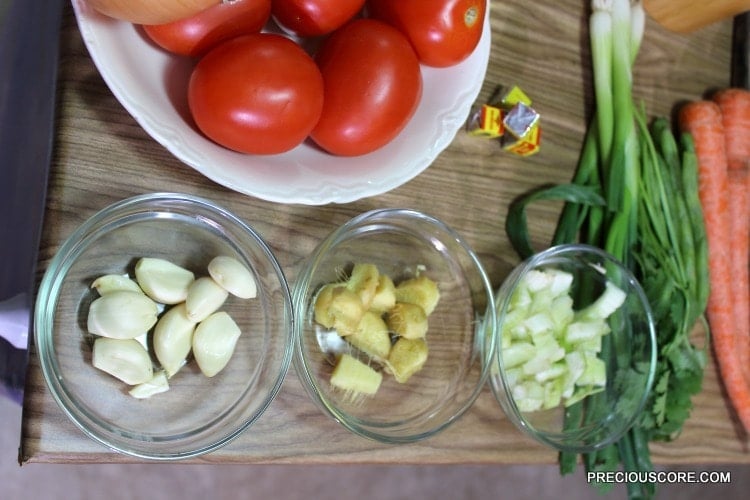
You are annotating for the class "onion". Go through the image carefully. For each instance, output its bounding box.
[85,0,221,25]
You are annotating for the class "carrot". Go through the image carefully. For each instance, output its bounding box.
[714,88,750,382]
[713,88,750,170]
[728,167,750,382]
[679,100,750,433]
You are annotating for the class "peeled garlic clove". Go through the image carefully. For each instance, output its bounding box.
[87,290,159,339]
[91,274,143,295]
[207,256,257,299]
[192,311,241,377]
[153,303,196,377]
[133,332,150,351]
[185,276,229,322]
[92,337,154,385]
[129,370,170,399]
[134,257,195,305]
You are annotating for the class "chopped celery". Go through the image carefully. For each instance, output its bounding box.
[503,342,536,369]
[550,295,575,329]
[522,354,553,377]
[565,320,610,344]
[565,384,604,408]
[513,380,545,412]
[578,353,607,386]
[535,361,568,384]
[524,269,556,293]
[523,312,556,335]
[499,267,625,413]
[547,268,575,296]
[577,281,627,319]
[543,377,564,409]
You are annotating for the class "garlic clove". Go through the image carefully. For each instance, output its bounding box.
[128,370,170,399]
[207,256,257,299]
[133,332,150,351]
[185,276,229,323]
[134,257,195,305]
[192,311,241,377]
[87,290,159,339]
[92,337,154,385]
[152,303,196,377]
[91,274,143,295]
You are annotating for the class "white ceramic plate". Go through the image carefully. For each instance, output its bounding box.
[72,0,491,205]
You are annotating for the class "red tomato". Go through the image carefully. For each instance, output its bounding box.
[272,0,366,37]
[142,0,272,57]
[311,19,422,156]
[188,34,324,155]
[367,0,486,67]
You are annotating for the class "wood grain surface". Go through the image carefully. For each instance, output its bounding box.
[20,1,750,464]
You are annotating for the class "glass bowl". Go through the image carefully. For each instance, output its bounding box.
[34,193,293,460]
[488,244,657,453]
[292,209,496,443]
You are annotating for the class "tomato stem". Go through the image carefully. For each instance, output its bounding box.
[464,6,478,28]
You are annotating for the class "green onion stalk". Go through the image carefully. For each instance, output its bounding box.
[503,2,708,498]
[560,2,648,495]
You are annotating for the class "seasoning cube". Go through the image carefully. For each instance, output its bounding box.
[502,123,542,156]
[466,104,505,138]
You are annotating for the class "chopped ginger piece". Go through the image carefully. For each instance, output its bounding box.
[346,263,380,310]
[314,265,439,387]
[395,275,440,316]
[369,274,397,313]
[387,338,428,383]
[347,311,392,361]
[314,284,364,335]
[314,283,342,328]
[386,302,428,339]
[330,353,382,396]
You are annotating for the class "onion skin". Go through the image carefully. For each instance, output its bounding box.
[85,0,220,25]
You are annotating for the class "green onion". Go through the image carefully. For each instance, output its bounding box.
[590,0,614,167]
[502,2,708,499]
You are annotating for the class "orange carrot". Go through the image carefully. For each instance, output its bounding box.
[679,100,750,433]
[713,88,750,170]
[714,88,750,385]
[728,167,750,383]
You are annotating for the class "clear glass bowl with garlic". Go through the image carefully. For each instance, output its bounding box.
[34,193,293,460]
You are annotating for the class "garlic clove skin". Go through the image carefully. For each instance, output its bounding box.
[129,370,170,399]
[87,290,159,339]
[92,337,154,385]
[192,311,241,377]
[207,256,257,299]
[134,257,195,305]
[91,274,143,295]
[185,276,229,323]
[152,303,196,378]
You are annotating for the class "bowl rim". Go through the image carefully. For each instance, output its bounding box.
[291,207,497,444]
[33,192,294,460]
[489,243,657,453]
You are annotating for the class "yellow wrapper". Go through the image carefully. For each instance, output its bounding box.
[467,104,504,138]
[503,123,542,156]
[499,85,532,107]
